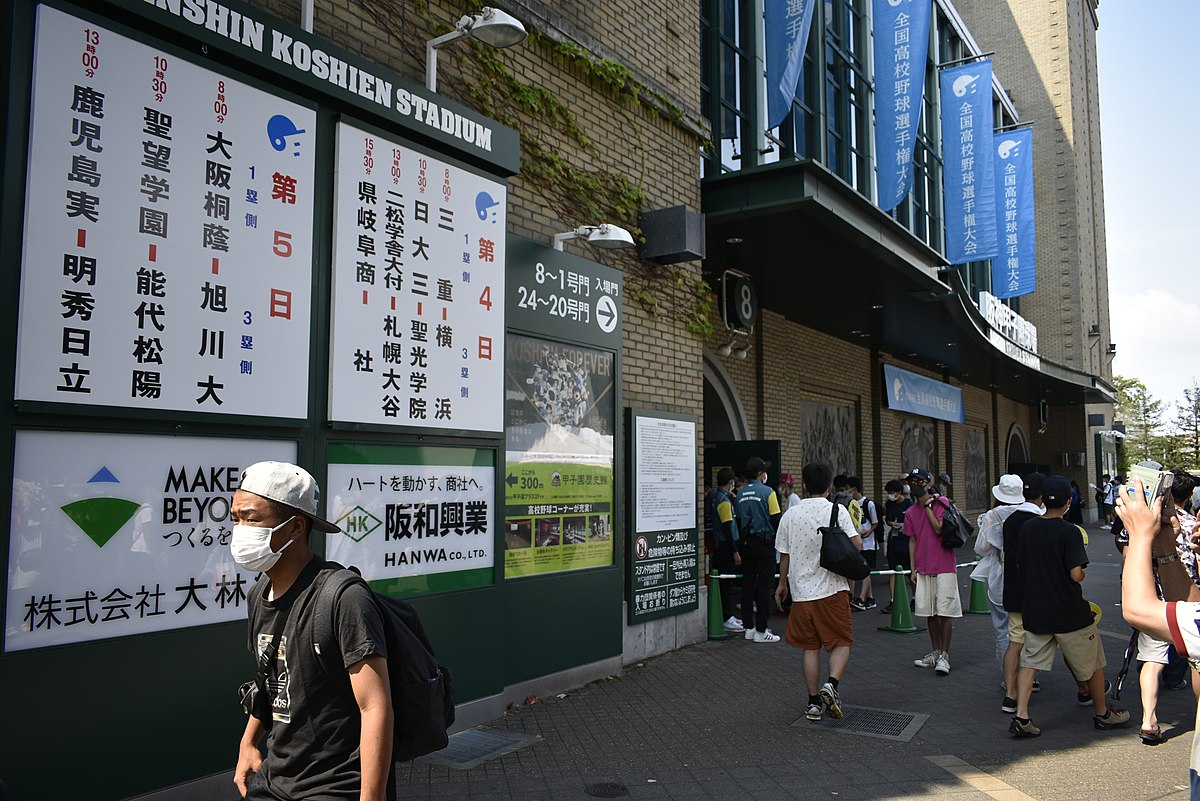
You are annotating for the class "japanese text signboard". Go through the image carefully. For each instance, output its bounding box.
[325,443,495,596]
[505,236,622,349]
[939,60,998,265]
[504,334,615,577]
[329,122,506,431]
[991,129,1037,299]
[5,431,295,652]
[627,410,699,624]
[16,6,316,417]
[872,0,932,212]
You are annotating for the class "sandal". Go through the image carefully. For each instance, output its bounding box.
[1140,725,1164,745]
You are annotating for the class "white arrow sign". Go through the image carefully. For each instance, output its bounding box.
[596,295,618,334]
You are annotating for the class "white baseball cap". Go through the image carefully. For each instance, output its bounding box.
[239,461,340,533]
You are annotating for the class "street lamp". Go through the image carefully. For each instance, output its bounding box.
[551,224,635,252]
[426,7,528,92]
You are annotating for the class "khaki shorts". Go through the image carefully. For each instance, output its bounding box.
[914,572,962,618]
[1007,611,1026,643]
[785,590,853,651]
[1137,631,1170,665]
[1021,624,1107,681]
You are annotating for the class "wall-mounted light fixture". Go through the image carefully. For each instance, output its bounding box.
[426,7,527,92]
[552,224,635,252]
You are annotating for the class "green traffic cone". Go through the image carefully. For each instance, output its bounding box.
[968,576,991,615]
[879,566,923,634]
[708,569,734,640]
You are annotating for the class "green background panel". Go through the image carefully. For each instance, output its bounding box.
[407,585,504,705]
[328,442,494,468]
[368,566,492,596]
[504,462,613,506]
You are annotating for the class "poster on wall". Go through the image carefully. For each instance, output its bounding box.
[798,399,857,477]
[16,6,316,418]
[627,409,698,624]
[328,121,506,431]
[900,418,937,477]
[503,334,615,578]
[5,431,295,652]
[963,428,988,509]
[325,444,495,596]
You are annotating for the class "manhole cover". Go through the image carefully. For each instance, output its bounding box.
[584,782,629,798]
[792,704,929,742]
[419,728,539,770]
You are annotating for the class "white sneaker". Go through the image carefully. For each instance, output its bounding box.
[723,616,745,633]
[914,651,939,668]
[935,654,950,675]
[732,616,743,628]
[754,628,781,643]
[745,628,756,640]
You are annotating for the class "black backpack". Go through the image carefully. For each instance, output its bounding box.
[312,564,455,761]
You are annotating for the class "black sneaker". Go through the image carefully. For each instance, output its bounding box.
[863,598,877,610]
[1009,716,1041,737]
[1077,680,1113,706]
[882,602,894,613]
[1001,696,1018,714]
[849,598,866,611]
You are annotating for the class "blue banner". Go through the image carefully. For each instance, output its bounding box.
[873,0,932,211]
[883,364,964,424]
[992,129,1036,298]
[939,60,997,264]
[765,0,817,130]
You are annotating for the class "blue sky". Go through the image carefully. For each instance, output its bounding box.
[1098,2,1200,420]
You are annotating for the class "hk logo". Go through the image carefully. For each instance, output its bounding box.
[61,466,141,548]
[336,506,383,542]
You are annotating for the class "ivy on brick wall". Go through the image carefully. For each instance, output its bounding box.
[357,0,712,337]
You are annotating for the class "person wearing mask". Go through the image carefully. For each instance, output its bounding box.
[905,468,961,676]
[737,457,783,643]
[709,468,743,633]
[778,472,802,511]
[847,477,879,611]
[882,479,914,613]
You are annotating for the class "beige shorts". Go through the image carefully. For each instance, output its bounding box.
[914,572,962,618]
[1021,624,1107,681]
[1137,631,1170,665]
[1007,611,1026,643]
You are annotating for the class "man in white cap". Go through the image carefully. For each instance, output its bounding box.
[970,475,1024,709]
[231,461,394,801]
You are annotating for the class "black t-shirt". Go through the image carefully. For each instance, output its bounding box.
[884,498,912,537]
[1001,509,1039,612]
[247,558,387,800]
[1013,516,1092,635]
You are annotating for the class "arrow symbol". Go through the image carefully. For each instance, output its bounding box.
[506,474,518,487]
[595,296,618,333]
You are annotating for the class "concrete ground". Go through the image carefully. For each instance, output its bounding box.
[397,521,1195,800]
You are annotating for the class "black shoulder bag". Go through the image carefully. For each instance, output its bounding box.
[932,496,973,550]
[819,500,871,581]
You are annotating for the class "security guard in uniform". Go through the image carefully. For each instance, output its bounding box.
[737,456,783,642]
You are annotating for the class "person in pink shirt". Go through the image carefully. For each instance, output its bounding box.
[904,467,962,675]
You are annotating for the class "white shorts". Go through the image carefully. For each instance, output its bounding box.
[914,572,962,618]
[1138,631,1170,665]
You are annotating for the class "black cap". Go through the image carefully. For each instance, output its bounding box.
[1023,472,1045,493]
[905,467,933,483]
[1043,475,1072,508]
[716,467,736,486]
[746,456,771,475]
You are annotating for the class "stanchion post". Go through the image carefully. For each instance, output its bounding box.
[878,566,923,634]
[708,569,733,640]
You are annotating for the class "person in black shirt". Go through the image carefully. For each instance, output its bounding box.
[1007,475,1128,737]
[882,479,913,612]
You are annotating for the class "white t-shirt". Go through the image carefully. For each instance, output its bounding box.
[785,492,802,511]
[1166,601,1200,796]
[855,496,879,550]
[776,497,857,602]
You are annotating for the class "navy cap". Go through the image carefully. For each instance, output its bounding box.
[746,456,772,474]
[1043,475,1072,508]
[905,467,933,483]
[716,468,736,486]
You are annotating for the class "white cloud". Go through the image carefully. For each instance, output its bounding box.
[1110,288,1199,414]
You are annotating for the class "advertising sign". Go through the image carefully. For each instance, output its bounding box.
[329,122,506,431]
[325,444,494,596]
[5,431,296,652]
[627,410,698,623]
[873,0,932,211]
[883,363,965,424]
[504,334,615,577]
[16,6,316,418]
[940,59,998,264]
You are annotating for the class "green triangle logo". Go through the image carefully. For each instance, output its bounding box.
[61,498,141,548]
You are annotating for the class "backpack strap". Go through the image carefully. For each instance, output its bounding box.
[309,566,367,703]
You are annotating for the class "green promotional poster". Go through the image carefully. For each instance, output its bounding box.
[504,333,615,577]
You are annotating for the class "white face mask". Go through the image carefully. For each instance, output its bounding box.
[231,516,296,572]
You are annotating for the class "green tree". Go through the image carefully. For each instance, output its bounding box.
[1173,380,1200,470]
[1114,375,1163,465]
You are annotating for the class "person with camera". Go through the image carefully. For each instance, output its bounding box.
[905,467,962,676]
[773,462,860,721]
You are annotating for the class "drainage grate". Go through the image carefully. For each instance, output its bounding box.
[419,728,539,770]
[792,705,929,742]
[584,782,630,798]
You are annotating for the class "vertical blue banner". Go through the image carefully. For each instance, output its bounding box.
[992,129,1036,298]
[939,60,998,264]
[766,0,817,130]
[873,0,932,212]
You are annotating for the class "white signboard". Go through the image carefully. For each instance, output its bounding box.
[329,122,506,431]
[5,431,296,652]
[16,7,316,417]
[634,416,697,533]
[326,462,495,582]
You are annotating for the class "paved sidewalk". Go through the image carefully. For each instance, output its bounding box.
[398,525,1195,800]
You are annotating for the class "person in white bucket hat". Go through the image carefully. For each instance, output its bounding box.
[231,461,394,801]
[971,475,1025,707]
